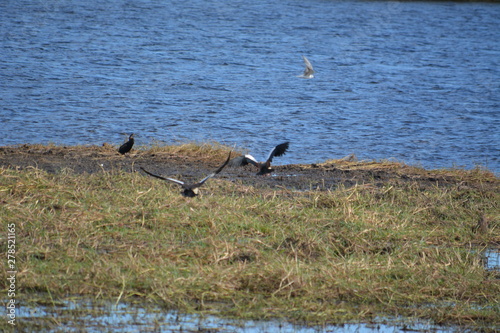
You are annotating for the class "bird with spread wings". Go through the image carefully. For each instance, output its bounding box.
[140,151,232,197]
[228,142,289,175]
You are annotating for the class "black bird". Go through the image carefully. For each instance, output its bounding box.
[140,151,232,197]
[228,142,289,175]
[118,133,135,155]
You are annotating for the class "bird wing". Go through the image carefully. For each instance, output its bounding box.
[163,177,186,186]
[243,154,259,167]
[214,150,233,174]
[303,55,314,74]
[194,150,232,187]
[228,155,246,167]
[265,142,290,163]
[140,167,185,186]
[118,143,128,154]
[193,173,216,188]
[228,154,259,167]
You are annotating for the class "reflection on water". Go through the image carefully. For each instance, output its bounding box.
[483,248,500,271]
[18,299,460,333]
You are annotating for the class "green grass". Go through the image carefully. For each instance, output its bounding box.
[0,147,499,331]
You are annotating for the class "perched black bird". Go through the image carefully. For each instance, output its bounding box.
[118,133,135,155]
[140,151,232,197]
[228,142,289,175]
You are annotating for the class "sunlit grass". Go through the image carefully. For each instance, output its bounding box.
[0,145,498,331]
[321,156,498,183]
[140,140,236,161]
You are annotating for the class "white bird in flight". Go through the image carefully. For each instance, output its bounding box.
[298,55,314,79]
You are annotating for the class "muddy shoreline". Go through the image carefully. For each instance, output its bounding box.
[0,144,497,192]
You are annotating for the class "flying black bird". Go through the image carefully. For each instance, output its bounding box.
[298,55,314,79]
[140,151,232,197]
[118,133,135,154]
[228,142,289,175]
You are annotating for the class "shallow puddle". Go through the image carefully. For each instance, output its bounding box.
[17,299,465,333]
[482,247,500,271]
[12,249,498,332]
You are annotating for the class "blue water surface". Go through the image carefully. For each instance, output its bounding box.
[1,0,499,172]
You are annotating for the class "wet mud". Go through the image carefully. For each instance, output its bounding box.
[0,144,497,192]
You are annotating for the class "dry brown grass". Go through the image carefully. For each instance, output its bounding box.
[0,145,499,331]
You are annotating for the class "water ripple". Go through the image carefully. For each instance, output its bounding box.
[1,0,499,172]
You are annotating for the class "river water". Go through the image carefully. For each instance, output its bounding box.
[1,0,499,172]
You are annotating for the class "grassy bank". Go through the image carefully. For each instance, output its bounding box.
[1,144,499,330]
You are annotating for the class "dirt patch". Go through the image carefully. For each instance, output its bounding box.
[0,144,498,192]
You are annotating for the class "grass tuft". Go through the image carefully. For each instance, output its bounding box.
[0,145,499,331]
